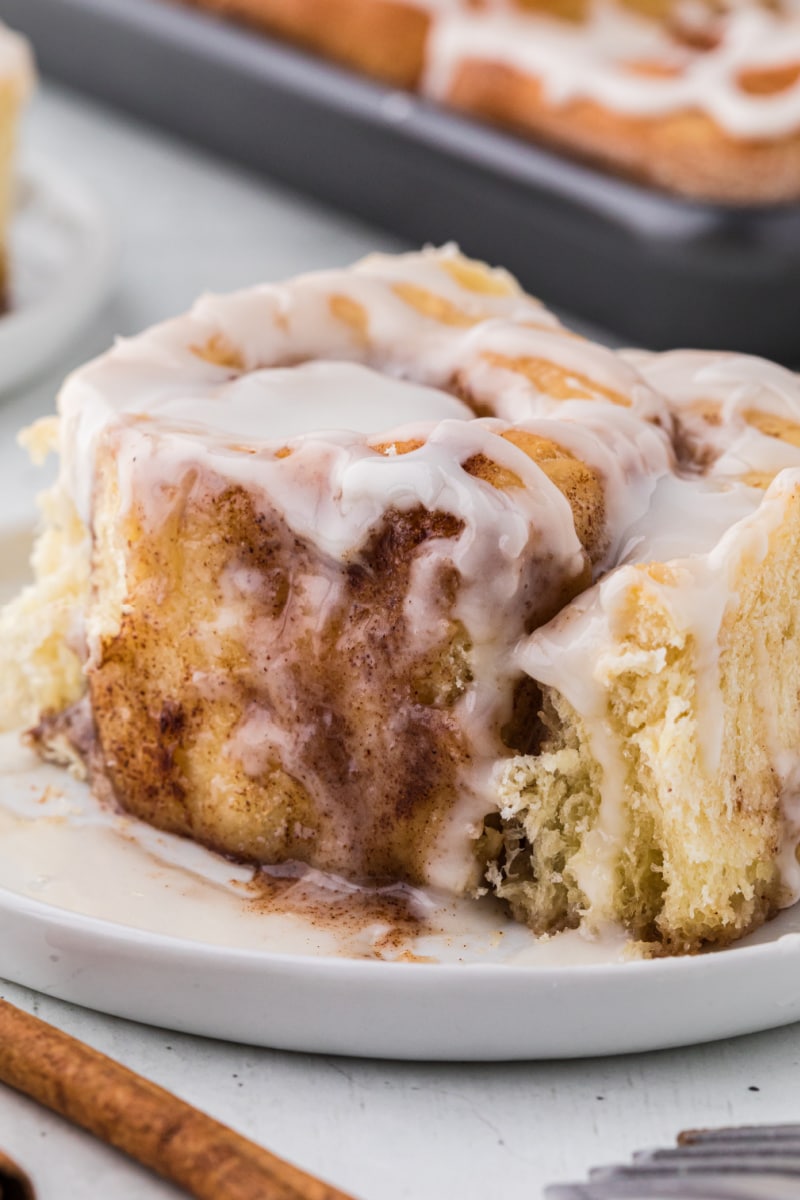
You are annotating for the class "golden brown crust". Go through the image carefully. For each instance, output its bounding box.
[177,0,431,87]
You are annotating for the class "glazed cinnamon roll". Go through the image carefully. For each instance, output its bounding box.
[7,247,800,954]
[0,246,668,896]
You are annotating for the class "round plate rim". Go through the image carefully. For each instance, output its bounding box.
[3,878,798,980]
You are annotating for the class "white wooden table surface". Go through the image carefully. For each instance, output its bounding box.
[0,81,797,1200]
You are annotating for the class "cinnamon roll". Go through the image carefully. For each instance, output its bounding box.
[6,246,800,954]
[0,246,668,897]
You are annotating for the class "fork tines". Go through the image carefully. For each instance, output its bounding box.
[546,1125,800,1200]
[679,1126,800,1146]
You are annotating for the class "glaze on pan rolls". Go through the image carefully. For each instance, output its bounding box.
[178,0,800,202]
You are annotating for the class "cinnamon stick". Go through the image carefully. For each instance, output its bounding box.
[0,1151,35,1200]
[0,999,357,1200]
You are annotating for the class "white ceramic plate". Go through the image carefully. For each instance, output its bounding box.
[2,527,800,1061]
[0,157,115,394]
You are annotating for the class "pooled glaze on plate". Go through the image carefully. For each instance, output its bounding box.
[0,730,628,966]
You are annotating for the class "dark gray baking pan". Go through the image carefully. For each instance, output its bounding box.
[4,0,800,359]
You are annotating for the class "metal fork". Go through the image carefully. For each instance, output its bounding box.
[546,1125,800,1199]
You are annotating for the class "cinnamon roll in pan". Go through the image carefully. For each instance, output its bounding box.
[178,0,800,202]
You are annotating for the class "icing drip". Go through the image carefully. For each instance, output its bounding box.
[58,245,667,531]
[424,1,800,138]
[624,349,800,482]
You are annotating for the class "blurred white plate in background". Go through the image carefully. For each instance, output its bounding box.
[0,156,115,394]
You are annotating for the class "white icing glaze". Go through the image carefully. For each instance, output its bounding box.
[0,729,633,965]
[485,403,673,567]
[454,321,667,425]
[624,348,800,482]
[128,359,474,441]
[57,246,668,560]
[58,245,555,520]
[424,2,800,139]
[618,471,763,562]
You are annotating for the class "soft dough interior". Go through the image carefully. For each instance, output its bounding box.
[492,480,800,953]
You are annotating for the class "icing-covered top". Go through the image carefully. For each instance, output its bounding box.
[424,0,800,138]
[55,245,674,893]
[108,359,475,441]
[624,348,800,483]
[57,244,669,539]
